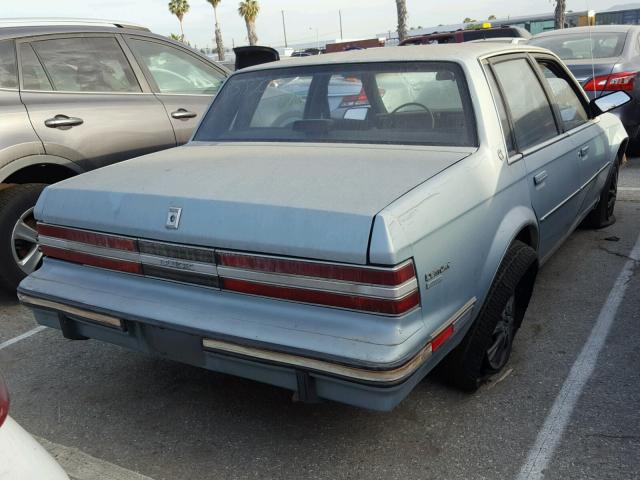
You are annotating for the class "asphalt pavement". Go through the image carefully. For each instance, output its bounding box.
[0,159,639,480]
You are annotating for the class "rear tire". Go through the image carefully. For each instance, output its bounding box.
[0,183,47,292]
[441,240,538,391]
[583,155,620,229]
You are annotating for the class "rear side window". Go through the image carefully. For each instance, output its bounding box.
[128,38,224,95]
[28,37,140,92]
[0,40,18,89]
[20,43,52,91]
[492,58,558,151]
[485,69,515,155]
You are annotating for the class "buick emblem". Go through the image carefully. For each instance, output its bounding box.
[166,207,182,230]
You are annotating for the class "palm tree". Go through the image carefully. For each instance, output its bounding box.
[207,0,225,61]
[168,0,190,41]
[238,0,259,46]
[554,0,566,29]
[395,0,408,43]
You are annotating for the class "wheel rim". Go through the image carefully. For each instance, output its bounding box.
[11,207,42,275]
[606,166,618,217]
[486,294,515,371]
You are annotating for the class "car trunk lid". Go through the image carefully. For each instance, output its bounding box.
[37,143,471,264]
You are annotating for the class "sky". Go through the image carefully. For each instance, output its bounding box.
[2,0,637,49]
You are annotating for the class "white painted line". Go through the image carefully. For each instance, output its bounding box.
[619,187,640,191]
[517,232,640,480]
[36,436,157,480]
[0,325,46,351]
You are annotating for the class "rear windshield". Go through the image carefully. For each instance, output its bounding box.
[530,32,627,60]
[194,62,477,147]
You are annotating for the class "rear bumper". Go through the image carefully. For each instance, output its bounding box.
[18,260,476,411]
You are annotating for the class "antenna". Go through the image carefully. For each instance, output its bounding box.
[585,1,597,97]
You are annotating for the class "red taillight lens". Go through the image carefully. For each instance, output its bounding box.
[583,72,636,92]
[37,224,137,251]
[222,278,420,315]
[39,245,143,274]
[217,252,416,286]
[0,375,9,428]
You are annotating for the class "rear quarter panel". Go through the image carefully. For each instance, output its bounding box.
[369,57,538,339]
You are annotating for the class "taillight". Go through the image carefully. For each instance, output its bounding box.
[339,88,370,108]
[0,375,9,428]
[37,223,421,316]
[583,71,636,92]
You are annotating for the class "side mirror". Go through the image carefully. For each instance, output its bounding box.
[590,91,632,115]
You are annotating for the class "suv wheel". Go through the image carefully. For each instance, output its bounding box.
[0,184,47,292]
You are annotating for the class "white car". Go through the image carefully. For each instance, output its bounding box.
[0,374,69,479]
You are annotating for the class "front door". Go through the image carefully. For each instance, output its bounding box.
[124,36,227,145]
[17,35,176,171]
[533,57,611,218]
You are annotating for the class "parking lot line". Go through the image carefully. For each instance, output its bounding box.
[0,325,46,351]
[516,231,640,480]
[36,435,157,480]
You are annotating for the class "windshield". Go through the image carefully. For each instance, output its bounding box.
[194,62,477,147]
[530,32,627,60]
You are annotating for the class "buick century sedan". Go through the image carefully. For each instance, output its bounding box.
[19,44,629,411]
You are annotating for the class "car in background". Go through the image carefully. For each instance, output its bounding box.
[530,25,640,149]
[399,25,530,45]
[0,372,69,479]
[0,18,229,292]
[19,44,629,411]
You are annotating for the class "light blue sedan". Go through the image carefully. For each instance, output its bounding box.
[19,44,629,411]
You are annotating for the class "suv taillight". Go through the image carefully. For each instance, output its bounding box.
[0,375,9,428]
[583,72,636,92]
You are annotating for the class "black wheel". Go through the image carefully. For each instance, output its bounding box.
[0,183,47,292]
[441,240,538,391]
[583,155,621,229]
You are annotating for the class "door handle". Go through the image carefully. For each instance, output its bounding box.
[578,145,590,158]
[534,170,548,186]
[171,109,197,120]
[44,115,84,129]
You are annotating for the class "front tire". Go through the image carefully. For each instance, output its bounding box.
[0,184,47,292]
[442,240,538,391]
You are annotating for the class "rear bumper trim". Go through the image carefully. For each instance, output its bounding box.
[18,293,123,329]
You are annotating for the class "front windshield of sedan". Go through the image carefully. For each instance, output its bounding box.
[194,62,477,147]
[530,32,627,60]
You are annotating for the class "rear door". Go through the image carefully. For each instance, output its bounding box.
[487,55,582,260]
[124,36,226,144]
[17,34,176,171]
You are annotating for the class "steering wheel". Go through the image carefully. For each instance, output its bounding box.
[390,102,435,129]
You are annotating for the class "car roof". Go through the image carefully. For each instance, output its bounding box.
[0,24,155,40]
[533,25,640,38]
[241,44,549,73]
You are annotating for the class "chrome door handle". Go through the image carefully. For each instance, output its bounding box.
[171,109,197,120]
[534,170,548,185]
[44,115,84,128]
[578,145,590,158]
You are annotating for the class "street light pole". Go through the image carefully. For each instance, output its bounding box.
[281,10,288,48]
[339,10,343,40]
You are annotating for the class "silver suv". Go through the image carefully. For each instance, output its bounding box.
[0,19,228,291]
